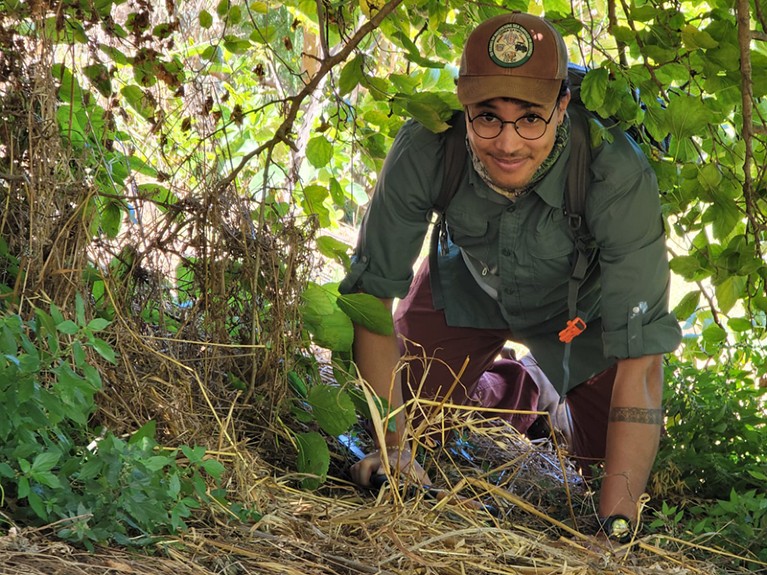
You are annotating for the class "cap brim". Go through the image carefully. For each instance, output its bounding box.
[457,76,561,108]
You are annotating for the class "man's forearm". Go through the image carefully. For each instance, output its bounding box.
[351,301,406,447]
[599,354,664,523]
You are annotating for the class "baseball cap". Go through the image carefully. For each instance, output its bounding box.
[457,12,569,108]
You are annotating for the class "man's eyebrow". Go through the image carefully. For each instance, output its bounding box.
[474,98,544,113]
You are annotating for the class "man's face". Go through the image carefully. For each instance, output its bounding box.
[465,93,570,190]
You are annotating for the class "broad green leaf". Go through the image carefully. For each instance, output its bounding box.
[702,322,727,344]
[199,10,213,28]
[57,320,79,335]
[669,255,703,280]
[31,452,60,473]
[301,184,331,227]
[338,54,364,97]
[300,283,354,351]
[100,201,123,239]
[630,5,659,21]
[202,458,226,480]
[697,163,722,191]
[337,293,393,335]
[316,235,351,269]
[31,470,61,489]
[306,137,333,168]
[27,491,47,520]
[120,85,155,120]
[673,290,700,321]
[727,317,752,332]
[83,63,112,97]
[87,318,111,332]
[666,94,710,140]
[307,384,357,436]
[715,275,745,314]
[295,431,330,490]
[98,43,129,65]
[91,338,117,364]
[543,0,570,13]
[129,420,157,444]
[681,25,719,50]
[580,68,609,110]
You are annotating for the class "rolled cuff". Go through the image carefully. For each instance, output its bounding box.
[602,313,682,359]
[338,257,413,299]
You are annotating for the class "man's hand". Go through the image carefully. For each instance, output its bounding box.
[350,447,431,488]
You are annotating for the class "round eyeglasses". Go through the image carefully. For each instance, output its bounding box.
[466,104,559,141]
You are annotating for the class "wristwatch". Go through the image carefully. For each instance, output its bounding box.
[599,514,632,544]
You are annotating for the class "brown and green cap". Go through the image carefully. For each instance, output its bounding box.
[457,12,568,108]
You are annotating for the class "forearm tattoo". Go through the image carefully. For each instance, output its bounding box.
[609,407,663,425]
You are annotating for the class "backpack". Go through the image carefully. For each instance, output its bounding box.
[426,64,612,396]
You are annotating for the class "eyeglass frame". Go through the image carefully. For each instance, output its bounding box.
[465,102,560,141]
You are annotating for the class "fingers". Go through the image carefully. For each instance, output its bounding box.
[349,448,430,488]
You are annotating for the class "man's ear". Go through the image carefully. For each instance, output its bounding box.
[559,88,572,113]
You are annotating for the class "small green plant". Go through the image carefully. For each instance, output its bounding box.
[0,297,246,547]
[651,355,767,566]
[288,280,396,489]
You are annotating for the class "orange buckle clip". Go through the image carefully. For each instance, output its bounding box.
[558,317,587,343]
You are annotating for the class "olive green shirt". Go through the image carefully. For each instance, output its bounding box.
[340,108,682,391]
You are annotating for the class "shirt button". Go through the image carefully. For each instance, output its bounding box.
[504,287,512,294]
[502,248,511,257]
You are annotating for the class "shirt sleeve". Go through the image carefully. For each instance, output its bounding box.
[588,137,682,359]
[339,121,443,298]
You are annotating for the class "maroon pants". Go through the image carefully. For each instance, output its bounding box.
[393,260,616,471]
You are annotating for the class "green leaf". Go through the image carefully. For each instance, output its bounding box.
[130,420,157,444]
[697,163,722,191]
[57,320,79,335]
[31,470,61,489]
[667,94,710,140]
[681,25,719,50]
[91,338,117,364]
[301,184,331,228]
[202,458,226,480]
[337,293,393,335]
[295,431,330,490]
[669,255,704,280]
[87,318,111,332]
[715,275,745,314]
[580,67,609,110]
[100,201,123,238]
[702,322,727,344]
[83,63,112,98]
[120,85,156,120]
[288,371,308,398]
[316,236,351,268]
[76,293,86,327]
[727,317,752,332]
[307,384,357,436]
[31,452,60,473]
[673,290,700,321]
[338,54,364,97]
[27,490,47,521]
[306,136,333,168]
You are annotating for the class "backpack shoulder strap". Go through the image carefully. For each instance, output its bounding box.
[429,111,468,256]
[427,111,468,309]
[558,104,597,398]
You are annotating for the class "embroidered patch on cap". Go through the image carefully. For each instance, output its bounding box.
[488,23,533,68]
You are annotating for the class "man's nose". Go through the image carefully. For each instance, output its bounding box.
[494,123,525,153]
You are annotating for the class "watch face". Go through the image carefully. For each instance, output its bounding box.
[609,517,631,540]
